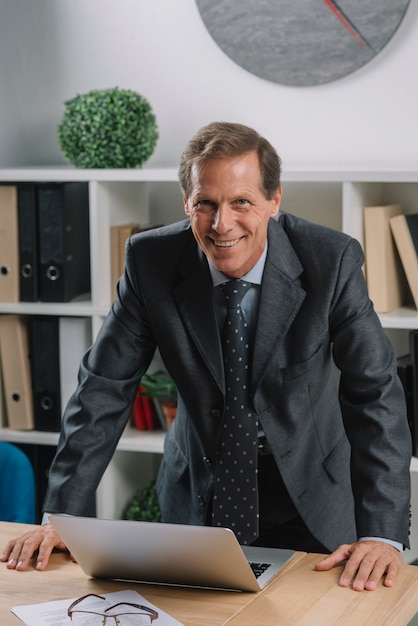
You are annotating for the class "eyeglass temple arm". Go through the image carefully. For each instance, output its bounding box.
[68,593,106,615]
[105,602,158,619]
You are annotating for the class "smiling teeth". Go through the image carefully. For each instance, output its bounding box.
[214,239,240,247]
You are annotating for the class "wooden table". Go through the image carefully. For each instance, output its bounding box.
[1,522,418,625]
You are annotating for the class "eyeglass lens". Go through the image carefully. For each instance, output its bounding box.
[70,611,154,625]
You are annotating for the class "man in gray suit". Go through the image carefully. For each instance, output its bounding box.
[2,122,411,591]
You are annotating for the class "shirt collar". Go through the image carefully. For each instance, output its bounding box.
[208,242,267,287]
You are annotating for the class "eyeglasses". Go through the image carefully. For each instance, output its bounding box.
[67,593,159,625]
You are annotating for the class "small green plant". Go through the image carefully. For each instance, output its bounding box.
[57,87,158,169]
[123,480,162,523]
[140,370,177,404]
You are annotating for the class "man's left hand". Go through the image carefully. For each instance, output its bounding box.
[314,540,402,591]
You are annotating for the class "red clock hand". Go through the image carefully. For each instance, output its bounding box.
[323,0,371,48]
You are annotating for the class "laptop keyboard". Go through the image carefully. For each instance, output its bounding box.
[249,561,272,578]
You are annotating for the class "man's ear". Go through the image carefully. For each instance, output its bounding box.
[270,186,282,218]
[184,197,191,216]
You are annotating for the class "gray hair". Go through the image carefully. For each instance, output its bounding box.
[178,121,282,200]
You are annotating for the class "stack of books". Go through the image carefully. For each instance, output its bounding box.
[363,204,418,313]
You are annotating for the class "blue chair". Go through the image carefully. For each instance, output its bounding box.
[0,442,36,523]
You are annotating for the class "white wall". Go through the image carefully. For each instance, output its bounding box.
[0,0,417,171]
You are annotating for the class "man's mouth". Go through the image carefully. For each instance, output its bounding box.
[213,238,242,248]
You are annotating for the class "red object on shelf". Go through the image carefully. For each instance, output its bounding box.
[132,386,160,430]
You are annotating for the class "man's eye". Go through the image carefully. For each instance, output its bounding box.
[234,199,250,209]
[195,200,215,213]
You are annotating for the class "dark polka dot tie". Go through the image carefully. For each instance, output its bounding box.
[212,279,259,545]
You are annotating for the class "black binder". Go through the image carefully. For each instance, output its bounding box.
[30,316,61,432]
[37,182,90,302]
[410,330,418,457]
[397,353,416,456]
[18,183,39,301]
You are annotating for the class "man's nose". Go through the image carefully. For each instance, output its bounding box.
[213,205,234,232]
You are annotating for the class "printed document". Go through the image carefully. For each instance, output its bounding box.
[12,589,184,626]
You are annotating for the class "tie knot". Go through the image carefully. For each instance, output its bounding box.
[221,280,251,309]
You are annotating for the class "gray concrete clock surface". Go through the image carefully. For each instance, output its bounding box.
[195,0,411,86]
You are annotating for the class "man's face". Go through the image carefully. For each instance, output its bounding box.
[184,151,282,279]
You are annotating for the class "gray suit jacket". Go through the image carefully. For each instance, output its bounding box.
[44,213,411,551]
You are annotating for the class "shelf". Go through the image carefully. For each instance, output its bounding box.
[0,427,165,454]
[379,308,418,330]
[0,300,109,317]
[0,166,179,183]
[0,429,60,446]
[2,167,418,185]
[117,427,165,453]
[281,171,418,183]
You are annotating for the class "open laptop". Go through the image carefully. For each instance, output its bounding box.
[50,515,295,592]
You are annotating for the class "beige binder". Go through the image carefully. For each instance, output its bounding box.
[0,315,34,429]
[363,204,407,313]
[0,186,19,302]
[110,223,140,300]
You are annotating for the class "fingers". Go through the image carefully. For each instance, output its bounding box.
[342,542,401,591]
[315,541,402,592]
[0,524,67,571]
[314,544,352,571]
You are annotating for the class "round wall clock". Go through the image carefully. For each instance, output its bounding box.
[195,0,411,87]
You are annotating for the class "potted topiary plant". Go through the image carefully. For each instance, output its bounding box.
[140,370,177,429]
[123,480,162,523]
[57,87,158,169]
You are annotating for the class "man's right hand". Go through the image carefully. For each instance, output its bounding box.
[0,523,68,571]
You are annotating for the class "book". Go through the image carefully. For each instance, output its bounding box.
[390,213,418,310]
[110,223,140,300]
[0,315,35,430]
[110,222,163,300]
[131,387,161,431]
[363,204,407,313]
[0,186,19,303]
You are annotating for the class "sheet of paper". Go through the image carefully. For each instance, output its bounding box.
[12,589,185,626]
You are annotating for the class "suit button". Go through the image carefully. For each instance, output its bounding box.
[210,409,221,418]
[203,456,211,466]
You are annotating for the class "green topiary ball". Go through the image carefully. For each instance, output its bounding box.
[123,480,162,523]
[57,87,159,169]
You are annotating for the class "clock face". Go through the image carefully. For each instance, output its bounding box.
[195,0,411,86]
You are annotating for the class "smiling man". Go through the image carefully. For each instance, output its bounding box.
[2,122,411,592]
[184,150,281,279]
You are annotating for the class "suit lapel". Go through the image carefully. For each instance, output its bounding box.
[172,219,306,396]
[174,242,224,392]
[252,220,306,391]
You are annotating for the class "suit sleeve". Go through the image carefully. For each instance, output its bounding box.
[43,242,157,516]
[330,238,411,547]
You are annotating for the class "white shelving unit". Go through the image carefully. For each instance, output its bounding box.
[0,168,179,519]
[1,168,417,537]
